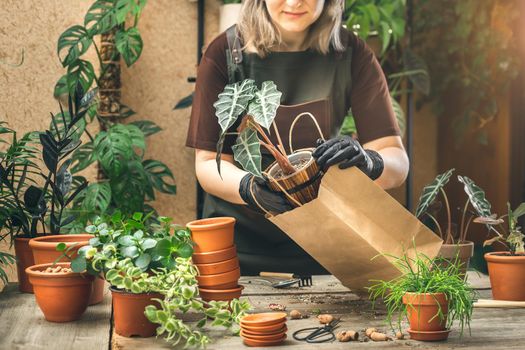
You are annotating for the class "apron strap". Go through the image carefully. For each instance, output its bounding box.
[225,25,245,84]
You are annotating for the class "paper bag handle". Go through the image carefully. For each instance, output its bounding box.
[289,112,325,154]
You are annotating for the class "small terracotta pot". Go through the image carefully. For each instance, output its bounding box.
[196,267,240,288]
[198,285,244,302]
[195,257,239,275]
[192,245,237,264]
[186,217,235,253]
[89,277,106,305]
[402,293,448,333]
[485,252,525,301]
[14,237,35,293]
[111,288,162,337]
[267,150,322,207]
[437,241,474,275]
[26,262,94,322]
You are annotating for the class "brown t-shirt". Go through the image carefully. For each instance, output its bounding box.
[186,28,399,152]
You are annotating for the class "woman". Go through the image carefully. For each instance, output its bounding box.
[186,0,409,275]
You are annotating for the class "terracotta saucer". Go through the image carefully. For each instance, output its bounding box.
[240,330,286,341]
[192,245,237,264]
[241,325,287,337]
[241,321,286,334]
[408,329,451,341]
[242,334,286,347]
[240,312,287,327]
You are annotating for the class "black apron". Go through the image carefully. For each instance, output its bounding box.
[202,26,353,275]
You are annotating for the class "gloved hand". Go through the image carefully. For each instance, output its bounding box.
[312,135,384,180]
[239,173,293,215]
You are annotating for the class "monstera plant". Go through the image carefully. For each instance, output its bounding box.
[214,79,296,178]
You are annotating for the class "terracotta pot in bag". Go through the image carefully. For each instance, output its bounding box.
[111,288,162,337]
[403,292,450,341]
[26,262,94,322]
[437,241,474,275]
[485,252,525,301]
[186,217,235,253]
[14,237,35,293]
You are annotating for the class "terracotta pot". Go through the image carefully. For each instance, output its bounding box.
[196,267,240,288]
[485,252,525,301]
[111,288,162,337]
[240,312,288,327]
[402,293,448,333]
[267,150,322,207]
[26,262,94,322]
[192,245,237,264]
[14,237,35,293]
[28,234,104,305]
[29,234,93,264]
[195,257,239,275]
[437,241,474,275]
[198,285,244,302]
[186,217,235,253]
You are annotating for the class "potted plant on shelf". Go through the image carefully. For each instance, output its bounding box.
[415,169,489,273]
[214,79,323,207]
[470,200,525,301]
[369,248,476,341]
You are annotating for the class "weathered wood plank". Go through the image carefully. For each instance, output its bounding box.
[0,282,112,350]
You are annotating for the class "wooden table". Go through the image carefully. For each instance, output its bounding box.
[1,272,524,349]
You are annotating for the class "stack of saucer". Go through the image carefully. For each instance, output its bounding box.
[240,312,287,347]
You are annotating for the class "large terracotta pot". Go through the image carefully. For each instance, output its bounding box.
[267,150,322,207]
[28,234,104,305]
[186,217,235,253]
[403,292,449,341]
[14,237,35,293]
[111,288,162,337]
[437,241,474,275]
[26,262,94,322]
[485,252,525,301]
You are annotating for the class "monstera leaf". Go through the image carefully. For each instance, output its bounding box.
[458,175,492,218]
[232,127,262,178]
[247,81,282,130]
[415,168,455,218]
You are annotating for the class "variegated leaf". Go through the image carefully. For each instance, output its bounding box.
[213,79,256,133]
[232,127,262,178]
[458,175,492,217]
[415,168,455,218]
[247,81,282,130]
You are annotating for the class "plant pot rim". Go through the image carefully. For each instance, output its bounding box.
[109,286,163,296]
[25,262,87,278]
[29,234,93,249]
[199,285,244,293]
[194,256,238,268]
[186,217,236,231]
[267,150,314,182]
[403,292,448,305]
[192,245,236,257]
[196,267,240,279]
[441,241,474,246]
[485,251,525,262]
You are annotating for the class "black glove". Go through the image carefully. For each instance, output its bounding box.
[312,135,384,180]
[239,173,293,215]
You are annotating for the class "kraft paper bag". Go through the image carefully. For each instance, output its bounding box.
[268,167,443,292]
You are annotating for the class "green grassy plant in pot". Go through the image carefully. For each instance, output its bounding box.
[214,79,322,208]
[415,169,490,274]
[471,201,525,301]
[369,248,475,341]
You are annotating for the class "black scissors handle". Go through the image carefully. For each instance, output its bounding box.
[293,327,319,341]
[292,325,338,343]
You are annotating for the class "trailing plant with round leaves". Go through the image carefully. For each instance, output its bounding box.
[70,212,193,275]
[368,247,476,334]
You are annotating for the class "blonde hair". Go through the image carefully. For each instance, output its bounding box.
[237,0,345,57]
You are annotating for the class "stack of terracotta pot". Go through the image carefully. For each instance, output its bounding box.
[187,217,243,302]
[239,312,288,347]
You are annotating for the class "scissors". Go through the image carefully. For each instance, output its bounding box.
[292,318,341,343]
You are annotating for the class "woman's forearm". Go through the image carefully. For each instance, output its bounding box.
[375,146,409,189]
[195,150,248,204]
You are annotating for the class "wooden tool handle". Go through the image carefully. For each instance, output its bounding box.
[259,272,294,279]
[474,299,525,308]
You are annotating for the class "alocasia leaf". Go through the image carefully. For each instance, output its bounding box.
[232,127,262,178]
[247,81,282,130]
[415,168,454,218]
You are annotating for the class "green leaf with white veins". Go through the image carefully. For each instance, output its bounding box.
[415,168,454,218]
[232,127,262,178]
[213,79,256,133]
[247,81,282,130]
[458,175,492,218]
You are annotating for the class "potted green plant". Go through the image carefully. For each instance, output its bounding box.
[214,79,322,207]
[415,169,489,273]
[369,248,476,341]
[471,201,525,301]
